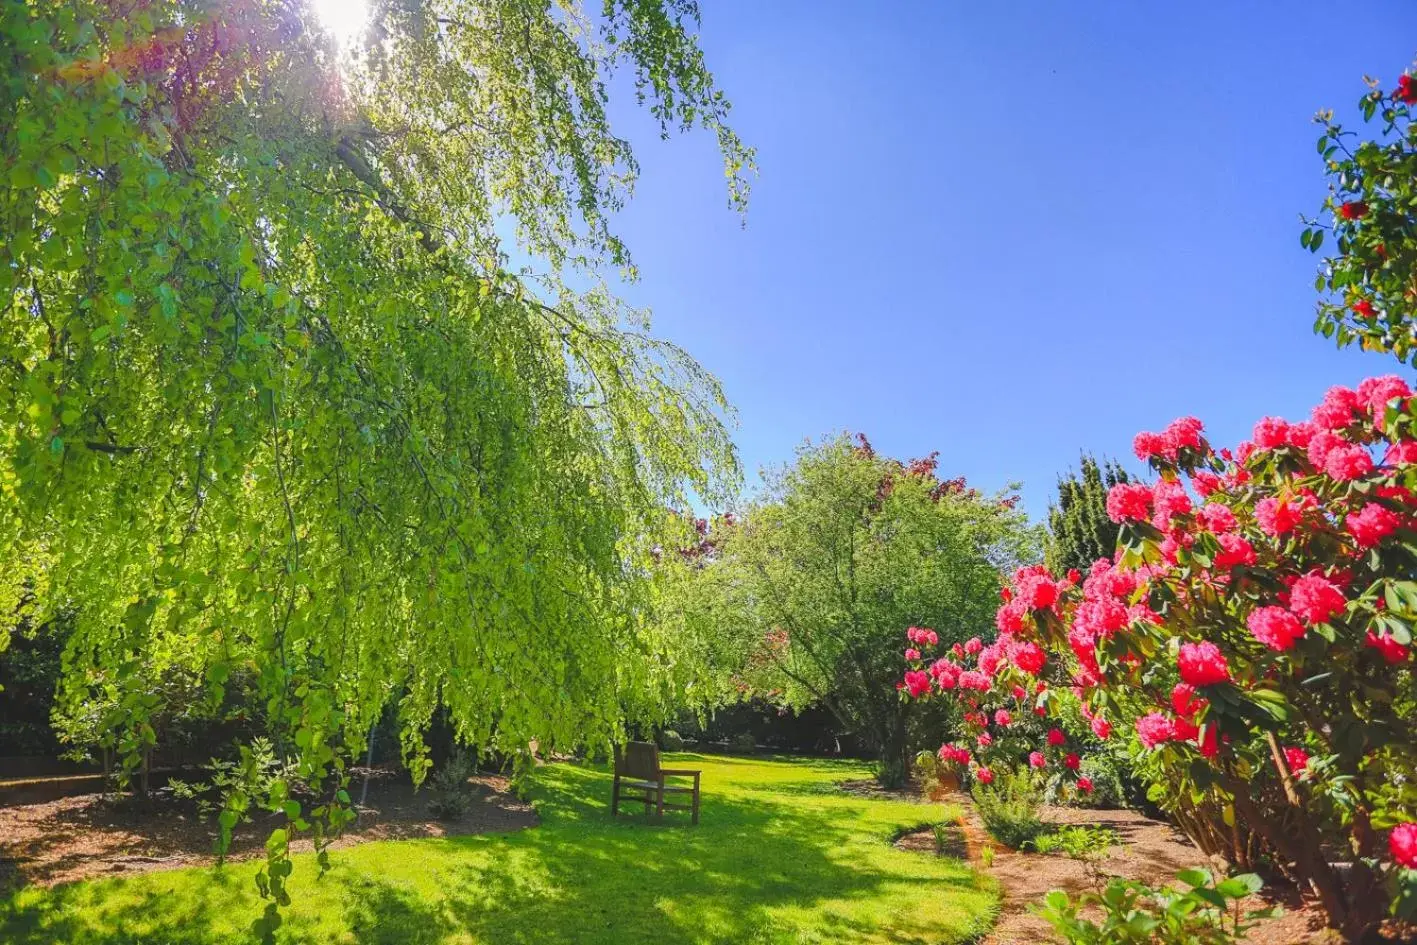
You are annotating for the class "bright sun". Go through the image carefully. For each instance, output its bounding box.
[311,0,369,46]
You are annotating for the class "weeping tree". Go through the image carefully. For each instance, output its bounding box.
[0,0,751,912]
[657,435,1040,786]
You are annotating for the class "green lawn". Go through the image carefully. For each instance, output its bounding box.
[0,754,997,944]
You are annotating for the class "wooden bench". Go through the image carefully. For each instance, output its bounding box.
[610,741,701,825]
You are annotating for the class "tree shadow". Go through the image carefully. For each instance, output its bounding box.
[0,762,991,945]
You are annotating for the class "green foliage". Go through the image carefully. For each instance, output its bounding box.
[1045,455,1130,576]
[972,770,1046,850]
[0,0,749,906]
[1028,825,1116,858]
[658,435,1040,785]
[657,729,685,752]
[1035,869,1274,945]
[0,756,996,945]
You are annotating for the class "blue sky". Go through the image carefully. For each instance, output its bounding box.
[606,2,1417,518]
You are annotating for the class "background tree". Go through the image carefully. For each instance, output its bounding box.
[659,435,1040,786]
[0,0,750,910]
[1045,455,1130,575]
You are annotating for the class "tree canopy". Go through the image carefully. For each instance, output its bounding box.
[1044,454,1130,577]
[1,0,750,908]
[657,435,1040,785]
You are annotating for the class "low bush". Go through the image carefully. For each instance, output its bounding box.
[729,732,756,753]
[658,730,685,751]
[1028,824,1116,858]
[426,752,477,821]
[1035,869,1274,945]
[972,771,1046,850]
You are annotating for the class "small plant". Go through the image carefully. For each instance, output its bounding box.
[978,844,995,869]
[426,752,477,821]
[658,730,685,752]
[1034,869,1276,945]
[1029,825,1116,858]
[972,770,1046,850]
[729,732,756,754]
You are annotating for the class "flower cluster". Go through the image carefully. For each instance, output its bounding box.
[900,590,1093,794]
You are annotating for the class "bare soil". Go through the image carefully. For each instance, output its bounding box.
[861,780,1331,945]
[0,768,536,891]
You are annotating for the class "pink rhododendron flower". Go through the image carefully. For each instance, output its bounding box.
[995,599,1026,633]
[1213,533,1256,569]
[1390,823,1417,869]
[1106,482,1154,523]
[1064,752,1080,770]
[1012,685,1027,700]
[1384,440,1417,465]
[1077,777,1093,793]
[1152,479,1193,529]
[1323,443,1374,481]
[1248,606,1305,651]
[1047,728,1066,746]
[1171,683,1205,719]
[1346,503,1400,548]
[977,732,993,748]
[975,766,994,785]
[1177,641,1231,686]
[1014,641,1046,675]
[1255,497,1304,537]
[1365,630,1410,664]
[1290,572,1346,626]
[904,648,920,661]
[904,670,931,697]
[1014,567,1060,609]
[1252,417,1293,449]
[1191,470,1222,497]
[1312,386,1361,430]
[1165,416,1205,454]
[993,709,1011,727]
[977,645,1001,676]
[938,743,971,766]
[1029,751,1046,768]
[1283,746,1309,774]
[1198,503,1238,533]
[1136,713,1175,749]
[964,637,983,655]
[1133,431,1167,461]
[1357,375,1411,417]
[958,670,990,691]
[1091,716,1112,740]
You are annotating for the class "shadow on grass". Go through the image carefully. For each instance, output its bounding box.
[0,761,990,945]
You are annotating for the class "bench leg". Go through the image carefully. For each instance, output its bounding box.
[655,780,665,818]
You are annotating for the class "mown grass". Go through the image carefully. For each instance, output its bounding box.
[0,754,996,944]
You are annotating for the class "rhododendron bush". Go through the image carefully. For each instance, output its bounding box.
[905,378,1417,938]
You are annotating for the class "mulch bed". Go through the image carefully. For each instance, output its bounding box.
[849,779,1330,945]
[0,768,536,891]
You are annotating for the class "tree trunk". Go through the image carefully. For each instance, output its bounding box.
[875,712,910,789]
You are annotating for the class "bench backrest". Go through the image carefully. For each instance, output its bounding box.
[614,741,661,780]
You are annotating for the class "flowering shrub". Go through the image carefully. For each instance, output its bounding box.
[952,379,1417,938]
[1308,73,1417,363]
